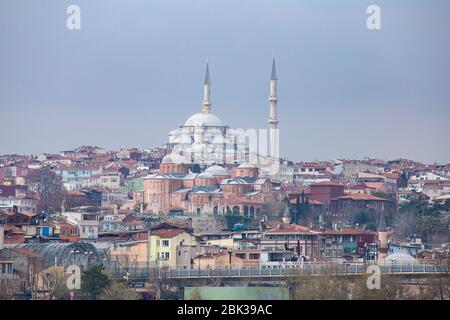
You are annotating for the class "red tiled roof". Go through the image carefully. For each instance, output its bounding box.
[265,222,315,234]
[4,224,25,234]
[311,181,345,187]
[331,194,390,201]
[215,198,264,204]
[301,164,328,169]
[65,190,85,196]
[348,184,369,190]
[289,198,323,205]
[20,211,38,217]
[57,165,100,171]
[382,171,401,179]
[321,228,375,236]
[150,229,186,238]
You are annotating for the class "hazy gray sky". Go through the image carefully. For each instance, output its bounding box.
[1,0,449,163]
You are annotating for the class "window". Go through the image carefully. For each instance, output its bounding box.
[249,253,260,260]
[160,252,169,260]
[162,240,169,247]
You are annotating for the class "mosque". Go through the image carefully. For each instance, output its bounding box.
[166,58,280,167]
[143,59,282,216]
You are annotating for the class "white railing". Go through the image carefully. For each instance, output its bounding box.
[104,260,450,279]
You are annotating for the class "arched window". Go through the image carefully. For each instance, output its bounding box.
[232,206,240,214]
[250,206,255,219]
[196,208,201,215]
[244,206,249,218]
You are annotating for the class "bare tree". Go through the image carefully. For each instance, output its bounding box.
[288,267,349,300]
[188,287,203,300]
[351,275,410,300]
[17,255,46,300]
[392,211,417,241]
[27,168,64,214]
[207,268,222,287]
[39,266,69,300]
[0,278,16,300]
[100,280,141,300]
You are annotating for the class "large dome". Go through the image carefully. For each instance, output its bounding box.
[161,153,189,164]
[184,112,224,127]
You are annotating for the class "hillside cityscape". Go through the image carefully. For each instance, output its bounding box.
[1,0,449,303]
[0,140,449,299]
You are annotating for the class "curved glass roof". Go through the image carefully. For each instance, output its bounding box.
[7,243,107,268]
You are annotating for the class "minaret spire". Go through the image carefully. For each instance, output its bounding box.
[204,57,211,85]
[268,56,279,161]
[271,54,277,80]
[202,58,212,113]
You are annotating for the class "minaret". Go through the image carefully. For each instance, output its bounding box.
[282,202,291,224]
[377,207,390,262]
[268,56,279,161]
[202,58,212,113]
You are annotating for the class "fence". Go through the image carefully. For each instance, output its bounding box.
[103,260,450,280]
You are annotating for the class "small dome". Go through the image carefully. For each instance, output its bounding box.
[161,153,189,164]
[385,252,416,264]
[184,112,223,127]
[197,171,214,179]
[205,165,228,176]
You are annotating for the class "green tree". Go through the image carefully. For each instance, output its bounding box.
[80,264,110,300]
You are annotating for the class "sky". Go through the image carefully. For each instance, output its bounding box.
[0,0,449,163]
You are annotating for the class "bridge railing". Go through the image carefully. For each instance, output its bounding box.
[104,259,450,279]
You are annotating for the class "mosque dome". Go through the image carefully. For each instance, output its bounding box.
[205,164,228,176]
[161,153,189,164]
[384,252,416,264]
[197,171,214,179]
[184,112,224,127]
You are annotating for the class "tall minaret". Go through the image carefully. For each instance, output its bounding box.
[202,59,212,113]
[268,56,279,160]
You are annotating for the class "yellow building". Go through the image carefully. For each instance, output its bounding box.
[109,232,149,266]
[148,229,197,268]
